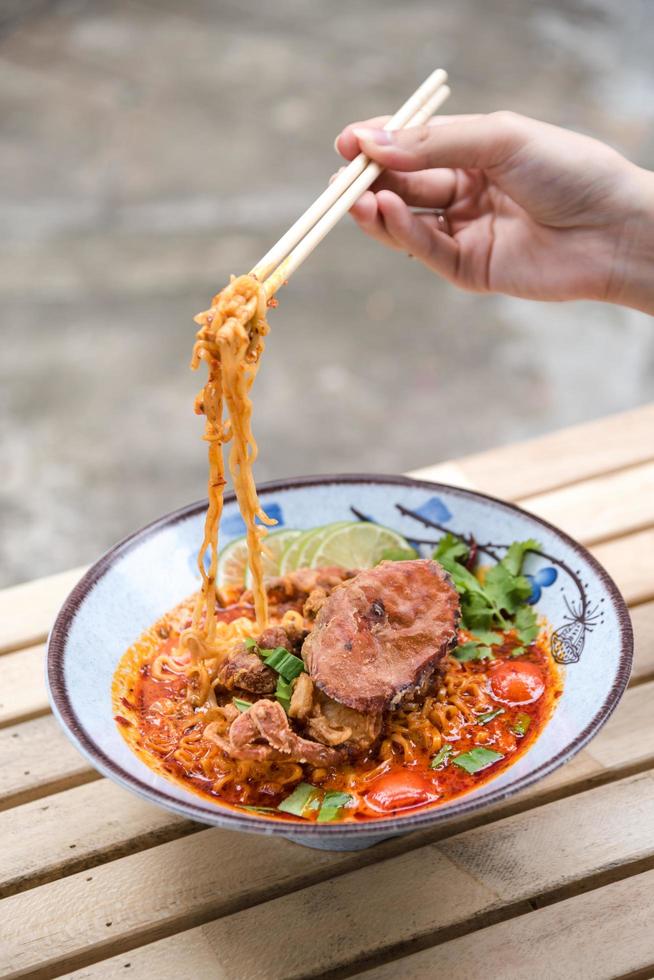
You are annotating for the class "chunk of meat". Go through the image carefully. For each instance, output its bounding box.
[307,695,382,752]
[214,645,275,695]
[211,699,345,766]
[303,587,329,620]
[243,566,354,608]
[288,674,381,753]
[289,672,314,720]
[302,559,460,713]
[256,623,306,656]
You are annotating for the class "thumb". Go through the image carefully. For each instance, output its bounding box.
[352,111,529,173]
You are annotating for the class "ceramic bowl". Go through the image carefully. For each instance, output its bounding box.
[47,475,632,850]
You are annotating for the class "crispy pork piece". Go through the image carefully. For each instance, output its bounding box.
[306,694,382,752]
[214,645,276,695]
[289,672,314,721]
[211,699,345,766]
[302,559,460,713]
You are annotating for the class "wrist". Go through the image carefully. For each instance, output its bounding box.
[605,165,654,315]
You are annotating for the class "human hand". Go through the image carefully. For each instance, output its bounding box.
[335,112,654,313]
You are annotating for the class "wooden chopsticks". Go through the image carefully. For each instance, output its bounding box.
[250,69,450,299]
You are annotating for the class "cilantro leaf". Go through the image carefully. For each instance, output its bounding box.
[453,642,494,662]
[484,563,532,615]
[470,629,503,646]
[435,532,470,566]
[501,539,540,576]
[460,592,496,632]
[514,605,540,645]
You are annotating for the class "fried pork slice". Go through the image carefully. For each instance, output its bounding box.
[214,644,276,695]
[302,559,460,713]
[289,674,381,753]
[306,694,382,752]
[210,698,345,767]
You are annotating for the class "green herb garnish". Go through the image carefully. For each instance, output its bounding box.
[501,539,540,576]
[275,675,293,713]
[476,707,505,724]
[514,605,540,646]
[430,744,454,769]
[471,630,503,646]
[233,697,253,713]
[452,747,504,774]
[243,637,258,650]
[453,642,494,662]
[262,647,305,681]
[435,532,470,565]
[317,791,353,823]
[278,782,321,818]
[513,713,532,737]
[435,535,541,637]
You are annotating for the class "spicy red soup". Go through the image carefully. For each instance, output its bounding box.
[113,567,561,824]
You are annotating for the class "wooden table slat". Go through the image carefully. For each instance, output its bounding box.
[0,644,47,727]
[592,527,654,607]
[0,566,86,656]
[519,458,654,546]
[351,867,654,980]
[7,769,654,980]
[413,403,654,500]
[64,866,654,980]
[0,715,96,811]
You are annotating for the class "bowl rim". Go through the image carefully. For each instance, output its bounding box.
[46,472,633,838]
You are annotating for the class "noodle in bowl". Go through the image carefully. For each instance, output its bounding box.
[47,475,632,851]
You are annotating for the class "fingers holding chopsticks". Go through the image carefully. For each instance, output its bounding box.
[354,189,461,281]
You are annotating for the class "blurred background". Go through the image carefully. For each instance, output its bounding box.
[1,0,653,588]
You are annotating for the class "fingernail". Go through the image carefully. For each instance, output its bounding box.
[352,127,392,145]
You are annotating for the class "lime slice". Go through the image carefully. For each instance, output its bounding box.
[216,536,250,593]
[278,528,321,575]
[244,528,302,586]
[298,521,355,567]
[310,522,417,571]
[278,522,352,574]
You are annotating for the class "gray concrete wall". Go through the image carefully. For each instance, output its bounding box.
[1,0,653,587]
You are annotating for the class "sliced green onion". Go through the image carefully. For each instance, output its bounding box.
[240,805,277,814]
[452,747,504,774]
[233,697,253,713]
[317,791,353,823]
[243,637,258,650]
[278,782,321,818]
[263,647,305,681]
[513,713,532,736]
[430,744,454,769]
[275,675,293,713]
[477,707,505,725]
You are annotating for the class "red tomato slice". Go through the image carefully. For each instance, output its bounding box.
[490,661,545,705]
[364,768,439,813]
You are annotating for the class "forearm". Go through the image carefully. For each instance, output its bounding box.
[605,166,654,315]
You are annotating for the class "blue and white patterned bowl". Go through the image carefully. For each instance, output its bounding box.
[46,475,633,850]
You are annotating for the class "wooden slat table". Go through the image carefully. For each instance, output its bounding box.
[2,403,654,980]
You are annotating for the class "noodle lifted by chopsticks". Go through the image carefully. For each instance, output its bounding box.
[186,274,276,659]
